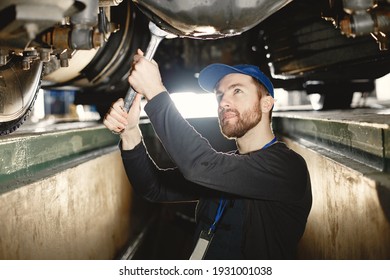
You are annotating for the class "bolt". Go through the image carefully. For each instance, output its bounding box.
[93,31,104,48]
[60,58,69,67]
[340,18,353,37]
[22,58,31,70]
[40,49,51,62]
[0,55,7,66]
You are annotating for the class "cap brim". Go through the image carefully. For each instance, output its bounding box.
[198,63,244,92]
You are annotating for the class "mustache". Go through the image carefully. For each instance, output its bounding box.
[219,107,238,115]
[218,107,240,120]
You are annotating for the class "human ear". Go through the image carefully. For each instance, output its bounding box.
[261,96,274,113]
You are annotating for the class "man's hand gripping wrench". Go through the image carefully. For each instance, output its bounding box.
[123,22,176,112]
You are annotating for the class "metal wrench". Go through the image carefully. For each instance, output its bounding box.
[123,22,176,112]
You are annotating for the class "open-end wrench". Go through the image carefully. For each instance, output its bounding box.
[123,22,176,112]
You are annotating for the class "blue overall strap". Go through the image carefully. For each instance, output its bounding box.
[209,198,228,234]
[208,136,277,234]
[262,136,277,150]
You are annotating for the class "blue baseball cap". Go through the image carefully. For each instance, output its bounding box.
[198,63,274,97]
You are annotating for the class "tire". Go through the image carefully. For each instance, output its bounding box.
[0,57,43,135]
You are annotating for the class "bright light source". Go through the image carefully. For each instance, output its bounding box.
[140,92,218,119]
[376,73,390,101]
[272,88,288,111]
[308,93,323,110]
[170,92,218,118]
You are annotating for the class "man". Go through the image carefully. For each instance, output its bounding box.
[104,49,312,259]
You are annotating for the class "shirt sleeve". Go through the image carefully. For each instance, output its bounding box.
[121,140,212,202]
[144,92,309,202]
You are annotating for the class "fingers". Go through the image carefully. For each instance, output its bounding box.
[132,55,147,67]
[150,59,158,66]
[128,49,164,99]
[129,53,146,87]
[132,49,144,64]
[103,113,125,134]
[103,99,128,134]
[112,98,127,118]
[132,93,142,112]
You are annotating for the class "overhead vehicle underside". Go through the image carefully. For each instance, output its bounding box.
[0,0,390,135]
[151,0,390,110]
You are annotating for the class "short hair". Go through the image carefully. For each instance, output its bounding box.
[251,77,273,121]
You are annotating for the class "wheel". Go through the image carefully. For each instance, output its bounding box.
[0,56,43,135]
[72,0,149,116]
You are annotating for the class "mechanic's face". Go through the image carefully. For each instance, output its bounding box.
[215,73,262,139]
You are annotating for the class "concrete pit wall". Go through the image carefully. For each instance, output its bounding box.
[286,138,390,259]
[0,150,133,259]
[2,117,389,260]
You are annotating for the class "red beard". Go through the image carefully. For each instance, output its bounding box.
[218,100,262,139]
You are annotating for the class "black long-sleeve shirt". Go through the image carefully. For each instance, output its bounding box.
[121,91,312,259]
